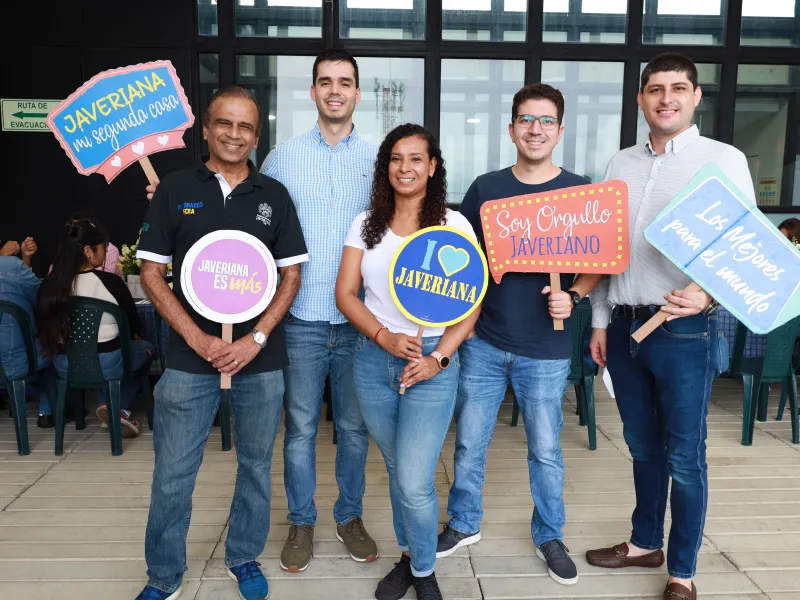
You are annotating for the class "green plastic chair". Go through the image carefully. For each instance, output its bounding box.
[740,315,800,446]
[774,325,800,423]
[0,300,50,455]
[511,298,598,450]
[55,297,154,456]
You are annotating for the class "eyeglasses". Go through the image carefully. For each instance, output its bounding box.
[514,114,560,130]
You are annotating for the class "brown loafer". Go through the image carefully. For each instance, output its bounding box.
[664,582,696,599]
[586,542,665,569]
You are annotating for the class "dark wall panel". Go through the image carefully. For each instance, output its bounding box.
[1,0,196,275]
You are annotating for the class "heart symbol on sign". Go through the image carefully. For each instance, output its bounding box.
[111,156,122,167]
[132,142,145,154]
[437,245,471,277]
[157,135,168,146]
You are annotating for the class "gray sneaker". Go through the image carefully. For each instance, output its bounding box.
[336,517,378,563]
[280,524,314,572]
[536,539,579,585]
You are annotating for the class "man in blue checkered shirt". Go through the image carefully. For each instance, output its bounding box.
[259,49,378,573]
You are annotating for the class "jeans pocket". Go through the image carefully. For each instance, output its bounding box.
[716,331,730,377]
[355,333,367,353]
[282,312,296,324]
[658,314,709,339]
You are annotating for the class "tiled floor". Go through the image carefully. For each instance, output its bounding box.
[2,377,800,599]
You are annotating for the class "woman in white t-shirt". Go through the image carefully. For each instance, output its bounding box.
[337,124,479,600]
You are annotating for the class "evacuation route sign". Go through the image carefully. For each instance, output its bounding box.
[1,99,61,132]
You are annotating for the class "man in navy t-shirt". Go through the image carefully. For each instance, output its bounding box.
[436,84,603,586]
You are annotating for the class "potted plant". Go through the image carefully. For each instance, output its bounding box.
[119,229,172,299]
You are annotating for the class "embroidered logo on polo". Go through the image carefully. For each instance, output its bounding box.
[256,202,272,226]
[178,202,204,215]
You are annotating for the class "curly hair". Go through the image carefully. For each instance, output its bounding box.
[361,124,448,250]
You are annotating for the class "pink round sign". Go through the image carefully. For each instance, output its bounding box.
[181,230,277,324]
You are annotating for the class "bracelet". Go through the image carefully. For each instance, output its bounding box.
[373,326,387,344]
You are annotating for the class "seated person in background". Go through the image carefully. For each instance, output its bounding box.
[0,237,59,428]
[37,217,156,437]
[779,218,800,246]
[48,214,124,278]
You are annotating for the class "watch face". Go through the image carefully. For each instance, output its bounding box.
[439,356,451,369]
[253,331,267,345]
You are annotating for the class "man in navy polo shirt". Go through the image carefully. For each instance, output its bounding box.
[437,84,602,587]
[135,86,308,600]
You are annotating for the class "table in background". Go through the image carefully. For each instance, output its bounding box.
[136,300,168,375]
[718,306,766,359]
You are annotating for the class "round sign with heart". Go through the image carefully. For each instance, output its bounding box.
[180,230,278,324]
[388,226,489,328]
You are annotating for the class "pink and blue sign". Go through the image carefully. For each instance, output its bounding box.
[47,60,194,182]
[181,231,278,325]
[389,226,488,328]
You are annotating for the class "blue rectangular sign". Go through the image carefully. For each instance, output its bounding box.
[644,165,800,334]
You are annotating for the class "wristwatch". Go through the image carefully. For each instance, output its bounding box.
[250,329,268,349]
[567,290,582,307]
[430,351,451,370]
[703,299,720,315]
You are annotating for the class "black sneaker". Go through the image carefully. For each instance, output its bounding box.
[375,555,413,600]
[412,573,443,600]
[435,524,481,558]
[37,414,55,428]
[536,539,579,585]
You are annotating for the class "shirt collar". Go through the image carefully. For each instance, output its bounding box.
[644,125,699,157]
[311,121,359,149]
[194,156,263,188]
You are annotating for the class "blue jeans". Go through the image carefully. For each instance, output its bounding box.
[282,316,369,526]
[144,368,284,594]
[1,337,57,412]
[607,311,719,579]
[446,334,570,547]
[353,334,459,577]
[49,339,155,414]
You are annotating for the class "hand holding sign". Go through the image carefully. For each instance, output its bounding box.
[637,164,800,341]
[181,230,278,388]
[47,60,194,187]
[389,226,489,394]
[480,180,630,329]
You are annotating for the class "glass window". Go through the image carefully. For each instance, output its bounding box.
[734,64,800,207]
[348,57,425,146]
[237,55,316,164]
[237,55,424,163]
[199,54,220,155]
[643,0,726,45]
[442,0,527,42]
[541,61,625,184]
[741,0,799,46]
[340,0,425,40]
[198,0,218,35]
[440,59,525,204]
[544,0,628,43]
[236,0,322,38]
[636,63,721,144]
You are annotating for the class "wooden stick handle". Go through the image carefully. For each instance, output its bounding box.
[399,324,425,396]
[220,324,233,390]
[550,273,564,331]
[139,157,158,189]
[631,282,702,343]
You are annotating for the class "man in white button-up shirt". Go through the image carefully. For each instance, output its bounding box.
[585,53,755,600]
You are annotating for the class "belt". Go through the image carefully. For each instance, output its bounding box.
[613,305,660,320]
